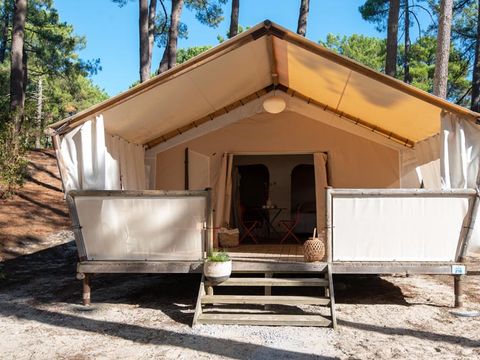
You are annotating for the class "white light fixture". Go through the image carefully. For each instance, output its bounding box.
[263,94,286,114]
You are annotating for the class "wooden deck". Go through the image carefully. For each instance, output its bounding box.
[228,244,306,263]
[76,244,478,275]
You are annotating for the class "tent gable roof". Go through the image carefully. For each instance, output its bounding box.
[48,20,480,147]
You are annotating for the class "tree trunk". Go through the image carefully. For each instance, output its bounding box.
[167,0,182,69]
[157,0,183,74]
[147,0,157,74]
[433,0,453,99]
[471,0,480,112]
[139,0,149,82]
[403,1,412,84]
[386,0,400,77]
[228,0,239,38]
[158,42,169,73]
[297,0,309,37]
[9,0,26,133]
[35,77,43,149]
[0,0,10,63]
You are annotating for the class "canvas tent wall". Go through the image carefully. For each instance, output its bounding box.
[48,20,480,258]
[151,103,401,237]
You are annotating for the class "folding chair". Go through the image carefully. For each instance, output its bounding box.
[279,205,302,244]
[239,205,260,244]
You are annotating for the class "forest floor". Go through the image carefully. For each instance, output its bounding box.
[0,151,479,359]
[0,149,70,261]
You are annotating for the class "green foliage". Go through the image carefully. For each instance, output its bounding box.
[176,45,212,63]
[397,36,471,102]
[113,1,226,50]
[450,0,477,58]
[0,0,108,194]
[128,44,213,88]
[207,249,230,262]
[186,0,228,28]
[25,0,101,79]
[155,0,226,47]
[321,33,471,103]
[359,0,390,31]
[0,0,107,147]
[359,0,433,34]
[0,123,28,197]
[320,34,386,71]
[42,75,108,125]
[217,24,249,43]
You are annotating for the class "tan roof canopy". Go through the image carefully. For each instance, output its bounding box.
[49,20,480,147]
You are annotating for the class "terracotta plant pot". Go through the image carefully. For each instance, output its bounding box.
[204,259,232,283]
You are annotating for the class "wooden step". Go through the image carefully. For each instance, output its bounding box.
[205,277,328,287]
[232,261,327,273]
[197,313,332,326]
[201,295,330,305]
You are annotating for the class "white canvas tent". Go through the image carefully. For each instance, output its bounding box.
[48,20,480,265]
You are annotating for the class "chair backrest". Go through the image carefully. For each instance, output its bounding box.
[293,203,303,224]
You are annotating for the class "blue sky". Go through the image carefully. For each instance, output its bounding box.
[54,0,429,96]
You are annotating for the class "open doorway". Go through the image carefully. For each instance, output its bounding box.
[231,154,325,244]
[291,164,316,237]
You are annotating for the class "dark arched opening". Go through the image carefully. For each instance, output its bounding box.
[238,164,269,211]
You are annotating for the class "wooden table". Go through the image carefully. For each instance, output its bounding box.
[255,207,286,240]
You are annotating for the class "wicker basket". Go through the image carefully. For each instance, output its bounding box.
[303,229,325,262]
[218,228,239,248]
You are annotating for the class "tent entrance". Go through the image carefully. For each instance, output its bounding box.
[230,153,327,244]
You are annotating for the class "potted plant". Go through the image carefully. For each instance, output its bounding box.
[204,249,232,283]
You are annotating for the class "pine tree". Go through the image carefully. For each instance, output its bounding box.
[297,0,309,36]
[433,0,454,98]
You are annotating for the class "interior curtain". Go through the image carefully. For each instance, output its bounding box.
[400,135,440,189]
[231,166,240,229]
[59,115,106,192]
[59,115,146,192]
[118,138,146,190]
[105,134,121,190]
[214,153,234,232]
[314,152,329,232]
[441,112,480,255]
[59,126,81,192]
[224,154,234,225]
[105,134,146,190]
[441,112,480,189]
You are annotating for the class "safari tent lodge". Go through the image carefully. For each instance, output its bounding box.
[47,21,480,327]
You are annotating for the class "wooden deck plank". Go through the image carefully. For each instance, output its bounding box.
[76,259,471,275]
[201,295,330,305]
[205,277,329,287]
[197,313,332,326]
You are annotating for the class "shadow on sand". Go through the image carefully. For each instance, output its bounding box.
[1,242,478,357]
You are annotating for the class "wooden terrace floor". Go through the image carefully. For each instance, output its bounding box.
[228,244,308,263]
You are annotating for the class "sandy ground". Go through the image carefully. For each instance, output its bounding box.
[0,151,479,359]
[0,234,479,359]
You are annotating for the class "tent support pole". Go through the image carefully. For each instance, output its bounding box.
[454,275,465,308]
[453,190,479,308]
[83,274,91,306]
[325,187,333,262]
[184,147,189,190]
[457,190,480,262]
[206,188,213,254]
